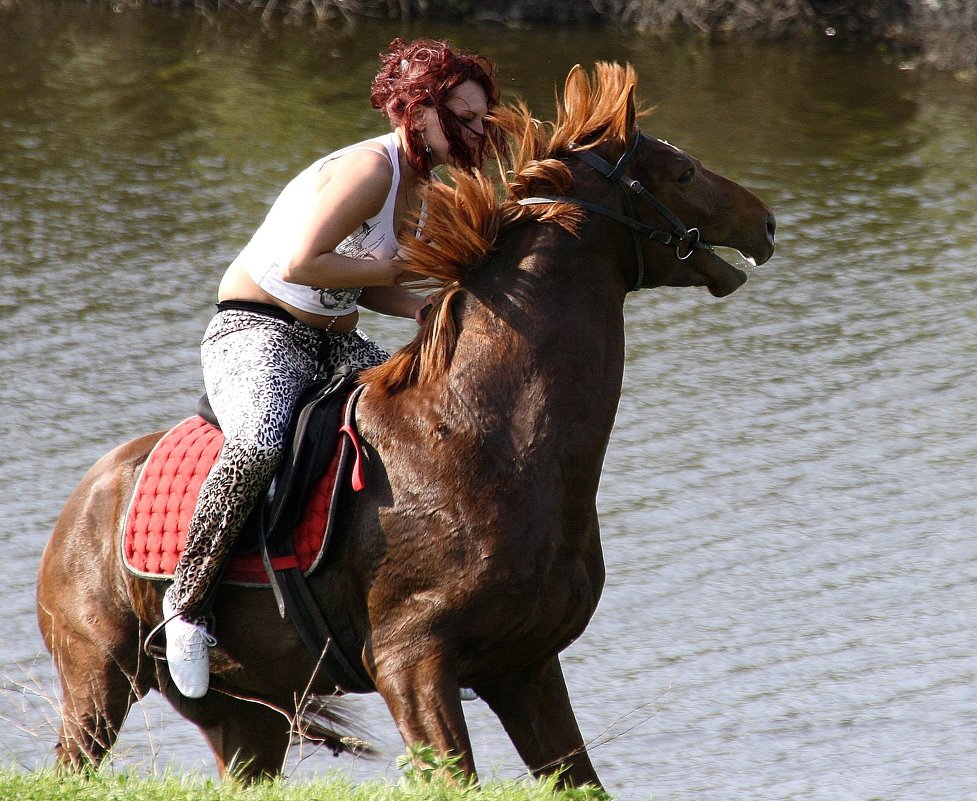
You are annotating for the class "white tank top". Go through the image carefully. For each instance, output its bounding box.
[231,132,402,317]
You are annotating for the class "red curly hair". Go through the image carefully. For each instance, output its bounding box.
[370,38,505,174]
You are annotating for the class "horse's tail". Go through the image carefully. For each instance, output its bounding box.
[293,695,375,757]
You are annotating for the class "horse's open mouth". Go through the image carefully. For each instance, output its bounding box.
[703,251,748,297]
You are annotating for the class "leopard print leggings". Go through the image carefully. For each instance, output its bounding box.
[164,305,388,621]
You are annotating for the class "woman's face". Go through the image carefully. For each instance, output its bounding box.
[416,80,490,169]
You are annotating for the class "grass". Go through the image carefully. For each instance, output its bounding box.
[0,769,607,801]
[0,747,609,801]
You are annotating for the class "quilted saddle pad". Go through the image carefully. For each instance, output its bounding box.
[121,415,339,586]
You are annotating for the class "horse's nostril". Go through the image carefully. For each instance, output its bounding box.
[766,212,777,245]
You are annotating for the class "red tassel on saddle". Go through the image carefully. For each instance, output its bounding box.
[339,420,366,491]
[339,384,367,492]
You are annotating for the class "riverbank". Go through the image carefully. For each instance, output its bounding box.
[42,0,977,74]
[0,766,607,801]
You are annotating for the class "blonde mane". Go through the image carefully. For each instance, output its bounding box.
[362,63,648,395]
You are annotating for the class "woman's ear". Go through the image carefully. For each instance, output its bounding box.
[410,105,429,132]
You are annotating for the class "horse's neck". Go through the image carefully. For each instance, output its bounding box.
[363,219,632,468]
[447,238,628,453]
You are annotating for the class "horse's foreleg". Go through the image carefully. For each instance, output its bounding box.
[373,652,477,778]
[477,655,602,789]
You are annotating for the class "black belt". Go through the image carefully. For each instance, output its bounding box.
[216,299,296,324]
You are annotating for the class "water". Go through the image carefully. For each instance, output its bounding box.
[2,5,976,799]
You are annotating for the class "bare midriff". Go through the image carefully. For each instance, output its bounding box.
[217,260,360,333]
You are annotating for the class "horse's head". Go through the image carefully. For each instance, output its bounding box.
[582,130,777,297]
[556,65,776,297]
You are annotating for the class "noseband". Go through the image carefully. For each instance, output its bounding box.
[518,130,714,292]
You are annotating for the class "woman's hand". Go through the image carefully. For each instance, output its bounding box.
[414,294,436,325]
[394,267,428,285]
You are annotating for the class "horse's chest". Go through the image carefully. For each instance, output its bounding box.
[465,548,602,655]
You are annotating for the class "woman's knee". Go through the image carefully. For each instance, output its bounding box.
[218,439,284,485]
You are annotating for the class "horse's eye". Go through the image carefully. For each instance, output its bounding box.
[677,167,695,185]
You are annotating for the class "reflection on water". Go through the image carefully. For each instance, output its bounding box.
[2,4,976,799]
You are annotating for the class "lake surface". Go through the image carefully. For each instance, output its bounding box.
[2,5,976,800]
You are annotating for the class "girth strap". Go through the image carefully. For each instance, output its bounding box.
[259,382,375,694]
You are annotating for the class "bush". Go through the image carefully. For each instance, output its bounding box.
[70,0,977,73]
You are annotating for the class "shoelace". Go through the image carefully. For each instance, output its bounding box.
[175,628,217,661]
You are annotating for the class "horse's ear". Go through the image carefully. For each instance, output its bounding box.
[562,64,590,124]
[624,82,636,133]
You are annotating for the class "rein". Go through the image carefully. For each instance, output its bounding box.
[518,130,714,292]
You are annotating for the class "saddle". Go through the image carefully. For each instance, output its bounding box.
[195,367,364,560]
[124,367,374,693]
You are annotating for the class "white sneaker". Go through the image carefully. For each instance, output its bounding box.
[163,598,216,698]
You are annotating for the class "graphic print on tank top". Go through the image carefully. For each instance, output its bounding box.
[312,222,384,310]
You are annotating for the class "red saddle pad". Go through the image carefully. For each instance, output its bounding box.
[122,416,338,586]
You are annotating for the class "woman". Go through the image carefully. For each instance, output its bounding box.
[162,38,505,698]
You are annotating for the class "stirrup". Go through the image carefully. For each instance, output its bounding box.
[143,604,215,658]
[144,616,168,659]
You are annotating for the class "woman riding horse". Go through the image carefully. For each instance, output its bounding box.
[38,62,774,787]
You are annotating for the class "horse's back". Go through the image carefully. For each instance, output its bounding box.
[42,430,163,565]
[37,431,164,654]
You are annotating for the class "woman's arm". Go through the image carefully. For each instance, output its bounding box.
[358,285,428,320]
[278,149,408,289]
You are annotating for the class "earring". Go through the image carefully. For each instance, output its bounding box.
[419,130,433,161]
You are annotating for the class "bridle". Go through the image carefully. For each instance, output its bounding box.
[517,129,714,292]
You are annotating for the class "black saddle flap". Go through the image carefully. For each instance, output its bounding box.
[197,367,358,551]
[196,392,218,427]
[262,367,358,541]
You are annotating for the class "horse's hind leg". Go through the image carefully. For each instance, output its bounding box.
[40,616,141,771]
[169,688,293,781]
[476,655,602,789]
[38,573,147,769]
[37,432,163,770]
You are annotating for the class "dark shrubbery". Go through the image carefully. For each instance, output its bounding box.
[101,0,977,73]
[915,0,977,71]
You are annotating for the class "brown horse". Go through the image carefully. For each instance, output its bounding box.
[37,63,775,788]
